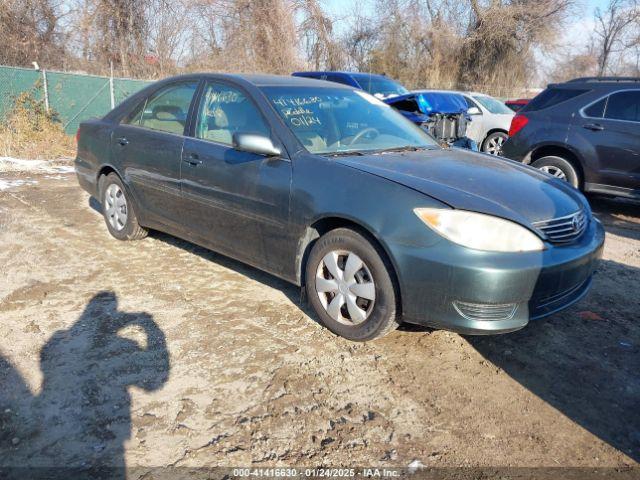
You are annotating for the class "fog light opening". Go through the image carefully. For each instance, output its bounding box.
[453,301,518,322]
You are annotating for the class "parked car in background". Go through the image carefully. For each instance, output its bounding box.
[505,98,531,112]
[502,77,640,199]
[292,71,408,99]
[75,73,603,341]
[294,72,477,149]
[384,90,477,149]
[460,92,515,155]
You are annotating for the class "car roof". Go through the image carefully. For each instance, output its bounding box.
[552,77,640,88]
[293,71,389,80]
[160,72,351,89]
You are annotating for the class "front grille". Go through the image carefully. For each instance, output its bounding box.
[532,210,588,244]
[453,301,518,321]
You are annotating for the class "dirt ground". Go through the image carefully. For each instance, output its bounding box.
[0,165,639,474]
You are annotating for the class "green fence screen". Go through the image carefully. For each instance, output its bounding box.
[0,65,151,134]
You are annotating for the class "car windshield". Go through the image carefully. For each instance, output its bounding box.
[262,87,439,155]
[352,75,409,98]
[472,95,513,114]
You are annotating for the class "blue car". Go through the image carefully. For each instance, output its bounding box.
[293,72,476,149]
[292,71,409,99]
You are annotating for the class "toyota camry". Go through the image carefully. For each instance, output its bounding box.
[75,74,604,341]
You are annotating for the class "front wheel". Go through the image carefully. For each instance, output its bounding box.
[305,228,399,341]
[531,156,580,188]
[482,131,508,155]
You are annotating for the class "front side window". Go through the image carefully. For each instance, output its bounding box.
[604,91,640,122]
[262,86,438,155]
[133,82,198,135]
[472,95,513,115]
[195,82,270,145]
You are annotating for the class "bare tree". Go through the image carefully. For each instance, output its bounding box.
[297,0,345,70]
[0,0,67,68]
[458,0,573,96]
[593,0,640,75]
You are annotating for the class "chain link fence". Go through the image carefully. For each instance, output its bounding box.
[0,65,151,134]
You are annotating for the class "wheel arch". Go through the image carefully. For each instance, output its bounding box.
[296,215,403,316]
[528,144,585,187]
[97,164,121,189]
[96,164,144,220]
[481,129,509,150]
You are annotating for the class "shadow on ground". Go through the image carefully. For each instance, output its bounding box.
[589,195,640,242]
[86,196,640,463]
[467,258,640,463]
[0,292,169,478]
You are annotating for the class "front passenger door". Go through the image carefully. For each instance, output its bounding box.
[180,81,292,276]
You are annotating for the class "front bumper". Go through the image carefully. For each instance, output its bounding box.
[393,218,605,334]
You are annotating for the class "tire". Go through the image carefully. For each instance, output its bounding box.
[531,156,580,188]
[305,228,399,341]
[481,131,508,155]
[99,173,148,241]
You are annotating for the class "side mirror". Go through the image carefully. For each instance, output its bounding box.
[232,133,281,156]
[467,106,482,115]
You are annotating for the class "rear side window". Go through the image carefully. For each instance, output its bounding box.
[605,91,640,122]
[135,82,198,135]
[522,88,588,112]
[583,97,607,118]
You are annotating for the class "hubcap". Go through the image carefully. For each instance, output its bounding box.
[315,250,376,326]
[485,135,506,155]
[539,165,567,180]
[104,183,128,231]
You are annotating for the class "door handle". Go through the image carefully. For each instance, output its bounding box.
[183,152,202,166]
[583,123,604,131]
[117,136,129,146]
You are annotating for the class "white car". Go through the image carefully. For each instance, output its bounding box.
[460,92,515,155]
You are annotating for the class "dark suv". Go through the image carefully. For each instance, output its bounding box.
[502,77,640,199]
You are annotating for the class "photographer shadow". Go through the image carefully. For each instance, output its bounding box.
[0,291,169,478]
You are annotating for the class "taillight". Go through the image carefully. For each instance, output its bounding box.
[509,114,528,137]
[75,128,81,144]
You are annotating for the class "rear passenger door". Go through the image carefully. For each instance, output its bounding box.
[112,81,199,227]
[580,90,640,189]
[180,80,292,276]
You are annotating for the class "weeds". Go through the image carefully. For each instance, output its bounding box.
[0,87,75,161]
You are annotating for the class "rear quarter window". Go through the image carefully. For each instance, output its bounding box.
[583,97,607,118]
[521,88,589,112]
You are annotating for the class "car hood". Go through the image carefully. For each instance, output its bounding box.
[335,148,586,225]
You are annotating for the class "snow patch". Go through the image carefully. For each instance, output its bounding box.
[0,157,74,174]
[0,178,38,191]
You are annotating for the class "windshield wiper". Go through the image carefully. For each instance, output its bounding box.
[326,150,366,157]
[372,145,431,154]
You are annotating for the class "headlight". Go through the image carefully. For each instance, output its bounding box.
[414,208,544,252]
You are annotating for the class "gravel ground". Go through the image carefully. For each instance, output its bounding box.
[0,167,638,475]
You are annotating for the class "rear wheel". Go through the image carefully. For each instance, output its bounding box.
[100,173,148,240]
[305,228,399,341]
[482,132,508,155]
[531,156,580,188]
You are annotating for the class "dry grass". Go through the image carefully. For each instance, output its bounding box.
[0,91,75,161]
